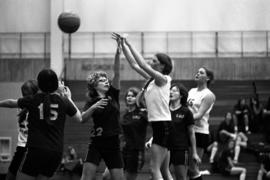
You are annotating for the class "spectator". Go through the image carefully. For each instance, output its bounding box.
[257,152,270,180]
[61,146,82,176]
[219,112,248,164]
[217,139,247,180]
[249,96,263,133]
[233,98,251,134]
[262,97,270,143]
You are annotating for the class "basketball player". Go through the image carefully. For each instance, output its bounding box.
[103,87,148,180]
[169,83,201,180]
[80,40,125,180]
[187,67,216,180]
[4,80,38,180]
[113,32,173,180]
[0,68,82,180]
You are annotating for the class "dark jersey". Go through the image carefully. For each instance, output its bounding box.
[218,120,235,143]
[17,93,77,152]
[121,108,148,150]
[83,86,121,138]
[169,106,194,150]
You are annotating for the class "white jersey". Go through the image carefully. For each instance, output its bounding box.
[144,76,171,122]
[188,87,215,134]
[17,110,28,147]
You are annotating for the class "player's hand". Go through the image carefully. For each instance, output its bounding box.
[63,86,72,99]
[93,98,108,110]
[192,153,201,164]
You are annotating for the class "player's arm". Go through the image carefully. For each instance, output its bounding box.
[124,39,167,86]
[121,39,150,79]
[0,99,18,108]
[193,93,215,120]
[188,124,201,163]
[111,39,121,89]
[63,86,82,123]
[111,32,150,80]
[82,98,108,123]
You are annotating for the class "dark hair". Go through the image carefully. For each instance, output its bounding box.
[37,69,59,124]
[37,69,59,93]
[156,53,173,75]
[266,97,270,110]
[202,67,214,87]
[21,80,39,97]
[170,83,188,106]
[18,80,39,123]
[124,87,140,105]
[86,71,108,98]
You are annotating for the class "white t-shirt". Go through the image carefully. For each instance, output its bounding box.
[144,76,171,122]
[17,111,28,147]
[188,87,215,134]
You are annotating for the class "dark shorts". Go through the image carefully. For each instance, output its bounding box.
[170,149,189,166]
[122,148,145,173]
[9,146,27,175]
[19,147,62,177]
[85,136,123,169]
[151,121,172,148]
[195,133,210,150]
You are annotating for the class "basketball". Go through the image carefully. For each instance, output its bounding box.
[58,12,80,34]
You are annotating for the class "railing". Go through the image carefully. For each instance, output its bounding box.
[0,31,269,59]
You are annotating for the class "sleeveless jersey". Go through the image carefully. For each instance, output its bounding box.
[144,75,171,122]
[188,88,215,134]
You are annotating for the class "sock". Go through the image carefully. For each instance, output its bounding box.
[209,146,218,163]
[234,145,240,162]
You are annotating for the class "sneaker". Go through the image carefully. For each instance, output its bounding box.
[200,170,211,175]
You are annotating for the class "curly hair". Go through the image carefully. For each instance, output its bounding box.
[87,71,108,98]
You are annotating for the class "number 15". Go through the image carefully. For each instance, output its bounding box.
[38,103,59,121]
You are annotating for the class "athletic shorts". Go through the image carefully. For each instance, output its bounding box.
[85,136,123,169]
[122,148,145,173]
[170,149,189,166]
[19,147,62,177]
[195,133,210,150]
[151,121,172,148]
[8,146,27,175]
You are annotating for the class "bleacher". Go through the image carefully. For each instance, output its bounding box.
[58,79,270,180]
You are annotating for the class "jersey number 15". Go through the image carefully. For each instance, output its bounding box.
[38,103,59,121]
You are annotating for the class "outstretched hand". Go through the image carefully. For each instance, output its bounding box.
[111,32,128,44]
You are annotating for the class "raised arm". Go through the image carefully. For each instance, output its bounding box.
[121,40,150,79]
[124,39,167,86]
[111,40,121,89]
[0,99,18,108]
